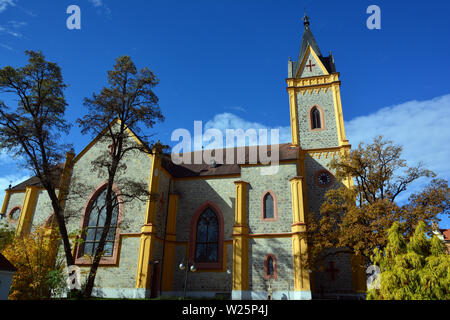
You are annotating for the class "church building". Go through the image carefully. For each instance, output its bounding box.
[0,16,366,300]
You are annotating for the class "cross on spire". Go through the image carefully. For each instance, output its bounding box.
[303,10,310,29]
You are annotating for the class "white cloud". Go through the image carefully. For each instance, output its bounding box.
[204,112,291,147]
[204,94,449,204]
[0,0,15,13]
[345,94,450,196]
[88,0,103,7]
[0,42,12,50]
[0,173,30,208]
[88,0,111,16]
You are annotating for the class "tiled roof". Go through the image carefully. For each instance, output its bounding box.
[162,143,299,178]
[440,229,450,241]
[9,164,64,191]
[8,144,299,189]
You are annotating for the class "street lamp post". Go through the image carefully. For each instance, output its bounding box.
[179,258,196,299]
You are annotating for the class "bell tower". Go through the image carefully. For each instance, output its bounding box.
[287,14,349,149]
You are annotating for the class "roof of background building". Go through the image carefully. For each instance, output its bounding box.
[162,143,299,178]
[8,143,299,190]
[9,164,64,191]
[440,229,450,241]
[0,253,17,272]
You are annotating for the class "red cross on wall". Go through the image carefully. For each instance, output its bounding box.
[305,59,316,72]
[325,261,339,281]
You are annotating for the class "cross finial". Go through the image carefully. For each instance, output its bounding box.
[303,10,310,29]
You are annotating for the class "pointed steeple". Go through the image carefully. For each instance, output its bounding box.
[289,14,336,78]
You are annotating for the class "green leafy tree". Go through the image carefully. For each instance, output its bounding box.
[0,219,15,252]
[367,221,449,300]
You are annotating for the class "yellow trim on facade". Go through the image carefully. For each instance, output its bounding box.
[287,88,300,146]
[135,148,160,289]
[232,181,249,291]
[16,186,39,236]
[350,254,367,293]
[161,193,179,291]
[289,176,311,292]
[1,189,11,216]
[73,118,154,164]
[331,83,349,147]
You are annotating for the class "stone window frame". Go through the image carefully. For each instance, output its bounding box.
[309,105,326,131]
[8,206,22,223]
[75,181,124,266]
[264,254,278,280]
[261,190,278,222]
[189,200,224,271]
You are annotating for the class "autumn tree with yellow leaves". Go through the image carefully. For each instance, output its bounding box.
[1,225,66,300]
[306,136,449,272]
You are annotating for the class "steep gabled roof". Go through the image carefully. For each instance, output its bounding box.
[290,15,336,78]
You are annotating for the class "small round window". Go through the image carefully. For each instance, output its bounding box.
[314,170,334,188]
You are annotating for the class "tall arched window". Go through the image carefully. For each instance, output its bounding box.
[311,107,321,129]
[82,187,119,257]
[190,201,224,270]
[261,191,278,221]
[263,193,274,219]
[76,182,123,265]
[195,208,219,263]
[264,254,278,279]
[267,256,274,275]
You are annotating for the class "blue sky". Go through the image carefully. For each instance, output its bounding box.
[0,0,449,227]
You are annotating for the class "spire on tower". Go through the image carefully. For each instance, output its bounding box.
[288,14,336,78]
[303,10,310,29]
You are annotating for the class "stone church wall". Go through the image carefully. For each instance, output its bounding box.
[3,191,25,229]
[60,135,152,295]
[241,164,297,234]
[170,177,235,295]
[297,90,339,150]
[240,163,297,296]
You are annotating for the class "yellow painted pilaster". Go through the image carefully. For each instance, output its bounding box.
[16,186,39,236]
[350,254,367,293]
[290,177,311,292]
[331,82,349,147]
[136,223,157,289]
[287,88,300,146]
[232,181,249,291]
[136,148,161,289]
[161,193,179,291]
[1,189,11,217]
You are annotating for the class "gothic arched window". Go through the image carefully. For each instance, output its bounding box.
[76,183,123,265]
[264,254,278,279]
[195,208,219,263]
[190,201,224,269]
[261,191,278,221]
[263,193,274,219]
[311,107,322,129]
